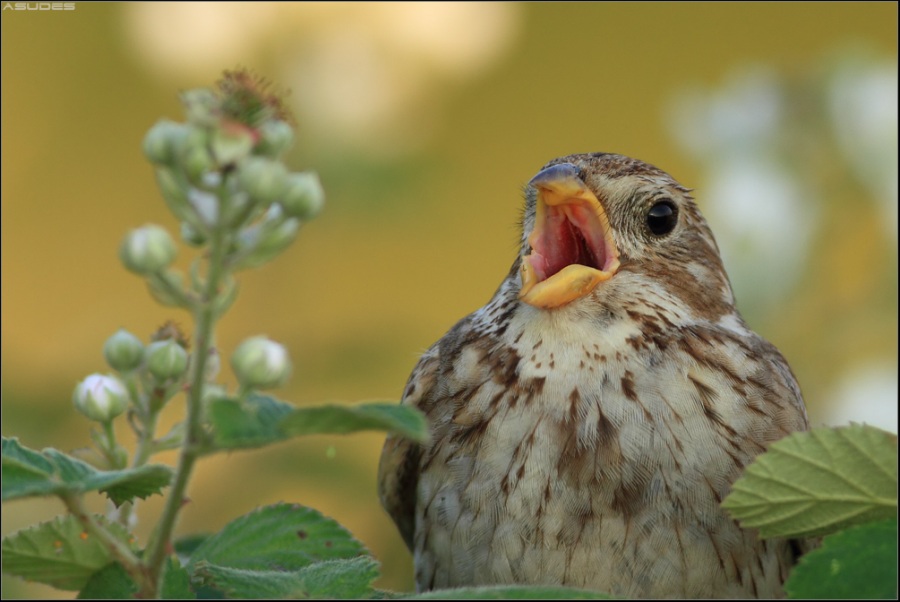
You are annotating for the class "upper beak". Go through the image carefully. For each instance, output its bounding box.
[519,163,620,309]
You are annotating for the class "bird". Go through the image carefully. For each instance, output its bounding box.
[378,152,810,598]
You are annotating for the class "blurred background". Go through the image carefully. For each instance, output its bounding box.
[1,3,896,598]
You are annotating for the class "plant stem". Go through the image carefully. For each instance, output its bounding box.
[142,225,229,597]
[61,493,152,592]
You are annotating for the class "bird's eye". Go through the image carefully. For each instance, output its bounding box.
[646,200,678,236]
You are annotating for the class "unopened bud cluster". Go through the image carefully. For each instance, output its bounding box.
[130,71,325,302]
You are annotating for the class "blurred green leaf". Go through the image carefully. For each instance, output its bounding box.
[409,585,613,599]
[785,518,898,599]
[186,503,367,572]
[161,556,196,600]
[1,436,172,506]
[723,425,898,537]
[1,515,134,591]
[206,395,429,453]
[193,556,379,599]
[279,402,429,443]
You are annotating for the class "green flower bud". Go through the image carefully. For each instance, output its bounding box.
[280,172,325,220]
[103,329,144,372]
[255,119,294,158]
[154,168,204,230]
[73,374,129,422]
[147,270,188,307]
[177,127,216,185]
[120,224,177,275]
[143,119,189,165]
[180,221,208,247]
[210,123,255,166]
[237,156,288,208]
[231,336,291,390]
[145,339,189,382]
[181,88,220,127]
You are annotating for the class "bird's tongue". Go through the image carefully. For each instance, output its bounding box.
[519,170,620,309]
[528,202,608,282]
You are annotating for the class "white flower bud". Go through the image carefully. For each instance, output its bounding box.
[280,172,325,220]
[231,336,292,390]
[103,329,144,372]
[119,225,177,275]
[145,340,189,382]
[73,374,129,422]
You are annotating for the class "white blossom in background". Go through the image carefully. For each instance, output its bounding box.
[826,52,899,240]
[124,3,521,156]
[822,363,898,434]
[667,67,816,313]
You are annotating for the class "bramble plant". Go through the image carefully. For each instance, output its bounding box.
[0,70,429,600]
[1,71,896,600]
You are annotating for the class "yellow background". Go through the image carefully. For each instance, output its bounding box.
[2,3,896,597]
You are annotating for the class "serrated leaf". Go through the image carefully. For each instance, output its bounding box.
[161,556,197,600]
[1,514,135,591]
[408,585,614,599]
[193,556,379,599]
[722,425,898,538]
[2,436,173,506]
[206,394,294,451]
[785,518,897,599]
[279,402,429,443]
[187,503,367,572]
[207,395,429,454]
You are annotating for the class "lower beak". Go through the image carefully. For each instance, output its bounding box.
[519,163,620,309]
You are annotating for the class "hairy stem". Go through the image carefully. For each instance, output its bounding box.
[142,224,229,597]
[61,493,151,592]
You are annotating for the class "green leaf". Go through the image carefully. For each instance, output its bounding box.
[207,394,294,451]
[785,518,898,599]
[722,425,898,537]
[279,402,429,443]
[206,395,429,453]
[2,436,173,506]
[408,585,614,599]
[1,514,135,591]
[77,563,138,599]
[193,556,379,599]
[187,503,367,572]
[161,556,197,600]
[76,558,197,600]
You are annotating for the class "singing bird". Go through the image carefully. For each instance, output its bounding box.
[378,153,809,598]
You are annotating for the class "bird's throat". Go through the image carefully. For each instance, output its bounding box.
[520,178,619,309]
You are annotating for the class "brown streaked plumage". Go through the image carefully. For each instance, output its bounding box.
[378,153,810,598]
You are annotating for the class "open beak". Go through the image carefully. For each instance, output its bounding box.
[519,163,620,309]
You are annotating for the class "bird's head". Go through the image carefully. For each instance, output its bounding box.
[516,153,736,322]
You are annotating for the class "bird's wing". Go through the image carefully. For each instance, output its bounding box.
[377,342,441,551]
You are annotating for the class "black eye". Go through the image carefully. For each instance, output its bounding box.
[646,200,678,236]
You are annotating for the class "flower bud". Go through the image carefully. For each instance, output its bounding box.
[73,374,129,422]
[237,156,288,208]
[231,336,291,390]
[144,340,189,382]
[280,172,325,220]
[120,225,177,275]
[180,88,220,127]
[255,120,294,158]
[103,329,144,372]
[210,122,255,166]
[180,221,208,247]
[143,119,189,166]
[177,127,216,185]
